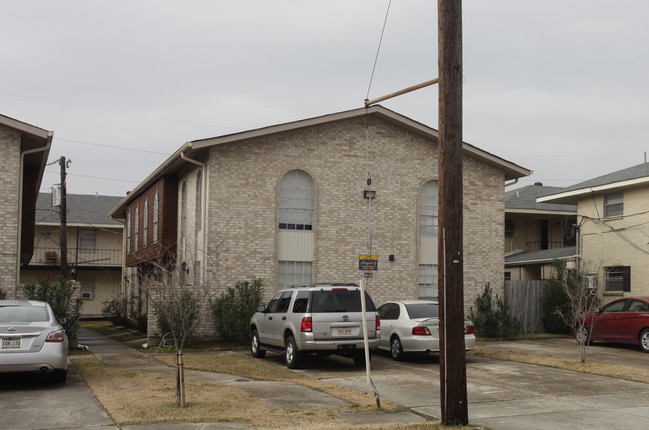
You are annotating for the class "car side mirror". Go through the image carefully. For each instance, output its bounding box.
[257,305,266,313]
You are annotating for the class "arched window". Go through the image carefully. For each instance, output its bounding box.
[279,170,314,230]
[181,181,187,238]
[420,180,439,236]
[196,171,203,232]
[143,198,148,247]
[153,190,159,243]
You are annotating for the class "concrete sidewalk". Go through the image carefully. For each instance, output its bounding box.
[78,327,427,428]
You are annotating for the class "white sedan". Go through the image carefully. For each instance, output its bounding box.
[377,300,476,361]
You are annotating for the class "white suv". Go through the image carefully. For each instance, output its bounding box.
[249,283,381,368]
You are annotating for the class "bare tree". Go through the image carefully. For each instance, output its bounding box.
[142,250,219,407]
[547,259,600,363]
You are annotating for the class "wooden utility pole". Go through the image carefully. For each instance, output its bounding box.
[59,156,69,279]
[438,0,468,426]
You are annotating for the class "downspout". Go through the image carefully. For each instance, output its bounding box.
[17,132,54,296]
[505,178,519,188]
[180,143,206,282]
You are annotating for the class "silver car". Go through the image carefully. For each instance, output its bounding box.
[0,300,69,382]
[377,300,476,361]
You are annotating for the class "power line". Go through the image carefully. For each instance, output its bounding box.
[43,169,141,184]
[55,138,171,155]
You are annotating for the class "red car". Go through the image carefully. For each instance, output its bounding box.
[575,297,649,353]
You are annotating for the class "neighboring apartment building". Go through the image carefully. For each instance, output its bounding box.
[504,183,578,280]
[539,162,649,298]
[20,193,124,317]
[0,114,52,298]
[109,106,531,336]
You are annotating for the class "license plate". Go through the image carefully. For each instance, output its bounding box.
[337,328,352,336]
[1,338,21,349]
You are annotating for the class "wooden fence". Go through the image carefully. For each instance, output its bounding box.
[505,280,547,333]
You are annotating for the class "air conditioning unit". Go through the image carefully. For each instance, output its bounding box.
[586,275,598,292]
[81,292,93,299]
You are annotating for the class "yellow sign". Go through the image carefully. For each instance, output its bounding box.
[359,255,378,271]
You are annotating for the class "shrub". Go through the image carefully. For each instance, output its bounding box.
[0,289,6,300]
[211,278,263,342]
[468,283,520,338]
[102,298,129,326]
[541,259,598,335]
[22,276,84,347]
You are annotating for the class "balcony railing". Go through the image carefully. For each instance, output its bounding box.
[525,241,571,252]
[32,247,122,267]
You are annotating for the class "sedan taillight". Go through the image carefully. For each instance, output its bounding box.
[464,325,475,335]
[412,326,431,336]
[301,317,312,333]
[46,329,65,343]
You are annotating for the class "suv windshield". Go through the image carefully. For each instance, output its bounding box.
[311,289,376,313]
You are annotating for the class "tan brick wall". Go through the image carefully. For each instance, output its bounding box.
[187,115,506,336]
[579,186,649,298]
[0,125,21,296]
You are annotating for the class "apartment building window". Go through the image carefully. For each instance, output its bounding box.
[79,229,97,252]
[143,198,148,247]
[278,261,313,288]
[181,181,187,238]
[127,211,131,254]
[605,192,623,217]
[420,180,439,236]
[604,266,630,292]
[279,170,314,230]
[134,205,139,251]
[418,264,438,299]
[153,190,159,243]
[196,171,203,232]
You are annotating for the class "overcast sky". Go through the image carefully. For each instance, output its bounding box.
[3,1,648,198]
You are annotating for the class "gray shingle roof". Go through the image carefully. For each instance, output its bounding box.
[36,193,123,227]
[557,162,649,193]
[505,246,577,265]
[506,184,576,213]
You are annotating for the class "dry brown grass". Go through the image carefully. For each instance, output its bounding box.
[471,346,649,384]
[72,353,471,429]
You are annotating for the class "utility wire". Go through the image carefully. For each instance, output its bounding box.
[366,0,392,100]
[56,138,171,155]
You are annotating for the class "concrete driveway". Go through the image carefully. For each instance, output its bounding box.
[271,338,649,430]
[0,364,115,430]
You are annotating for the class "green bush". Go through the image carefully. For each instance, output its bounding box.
[23,276,84,347]
[211,278,263,342]
[541,259,598,334]
[102,297,129,326]
[0,289,7,300]
[468,283,520,338]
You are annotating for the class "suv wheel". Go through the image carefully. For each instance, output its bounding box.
[390,335,404,361]
[250,329,266,358]
[285,335,302,369]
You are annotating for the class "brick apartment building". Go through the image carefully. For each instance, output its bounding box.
[109,106,531,336]
[0,114,52,298]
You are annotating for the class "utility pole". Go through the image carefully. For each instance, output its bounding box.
[59,156,69,279]
[438,0,468,426]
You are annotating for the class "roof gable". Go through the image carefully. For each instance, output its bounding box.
[539,162,649,205]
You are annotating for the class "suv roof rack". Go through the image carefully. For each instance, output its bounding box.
[287,282,359,289]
